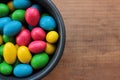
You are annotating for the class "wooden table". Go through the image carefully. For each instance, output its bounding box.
[43,0,120,80]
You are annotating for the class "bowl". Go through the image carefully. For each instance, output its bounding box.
[0,0,66,80]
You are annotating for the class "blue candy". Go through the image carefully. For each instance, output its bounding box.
[32,4,43,12]
[4,21,22,36]
[39,16,56,31]
[0,17,11,34]
[13,0,31,9]
[13,64,33,77]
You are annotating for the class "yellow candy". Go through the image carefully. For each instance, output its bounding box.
[3,42,17,64]
[0,35,3,45]
[45,43,56,55]
[15,44,19,50]
[18,46,32,63]
[7,1,14,11]
[46,31,59,43]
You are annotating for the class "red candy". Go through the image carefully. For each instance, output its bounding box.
[16,29,31,46]
[25,7,40,26]
[28,41,46,53]
[31,27,46,40]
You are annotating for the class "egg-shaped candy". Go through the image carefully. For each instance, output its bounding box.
[31,52,49,69]
[4,21,22,36]
[45,43,56,55]
[0,3,9,17]
[28,41,46,53]
[7,1,15,12]
[13,0,31,9]
[3,42,17,64]
[16,29,31,46]
[18,46,32,63]
[0,17,11,33]
[25,7,40,26]
[0,61,13,75]
[11,10,25,22]
[31,27,46,40]
[40,16,56,31]
[46,31,59,43]
[13,64,33,77]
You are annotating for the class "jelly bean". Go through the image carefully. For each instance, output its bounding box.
[32,4,43,12]
[3,42,17,64]
[7,1,15,12]
[3,35,15,43]
[17,46,32,63]
[0,35,3,45]
[11,10,25,22]
[13,0,31,9]
[31,27,46,40]
[0,17,11,33]
[31,52,49,69]
[40,16,56,31]
[16,29,31,46]
[0,61,13,75]
[0,45,4,56]
[46,31,59,43]
[13,64,33,77]
[4,21,22,36]
[45,43,56,55]
[25,7,40,26]
[15,44,19,50]
[28,41,46,53]
[0,3,9,17]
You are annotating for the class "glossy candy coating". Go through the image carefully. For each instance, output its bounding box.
[25,7,40,26]
[31,27,46,40]
[46,31,59,43]
[40,16,56,31]
[13,0,31,9]
[16,29,31,46]
[17,46,32,63]
[3,42,17,64]
[45,43,56,55]
[0,61,13,75]
[13,64,33,77]
[11,10,25,22]
[28,41,46,53]
[4,21,22,36]
[31,53,49,69]
[0,3,9,17]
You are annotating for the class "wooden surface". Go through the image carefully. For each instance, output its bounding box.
[43,0,120,80]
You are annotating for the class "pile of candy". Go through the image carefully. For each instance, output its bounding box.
[0,0,59,78]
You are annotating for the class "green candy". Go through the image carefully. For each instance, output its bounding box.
[41,13,49,17]
[11,10,25,22]
[0,61,13,75]
[0,45,4,56]
[31,52,49,69]
[0,56,3,63]
[3,35,15,43]
[0,3,9,17]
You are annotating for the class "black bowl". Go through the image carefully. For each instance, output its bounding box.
[0,0,66,80]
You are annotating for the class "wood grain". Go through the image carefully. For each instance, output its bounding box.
[43,0,120,80]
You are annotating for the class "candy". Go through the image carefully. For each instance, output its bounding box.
[0,17,11,33]
[40,16,56,31]
[0,35,3,45]
[13,64,33,77]
[3,42,17,64]
[17,46,32,63]
[45,43,56,55]
[32,4,43,12]
[4,21,22,36]
[46,31,59,43]
[0,3,9,17]
[0,61,13,75]
[31,52,49,69]
[13,0,31,9]
[16,29,31,46]
[25,7,40,26]
[28,41,46,53]
[3,35,15,43]
[11,10,25,22]
[7,1,15,12]
[31,27,46,40]
[0,45,4,56]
